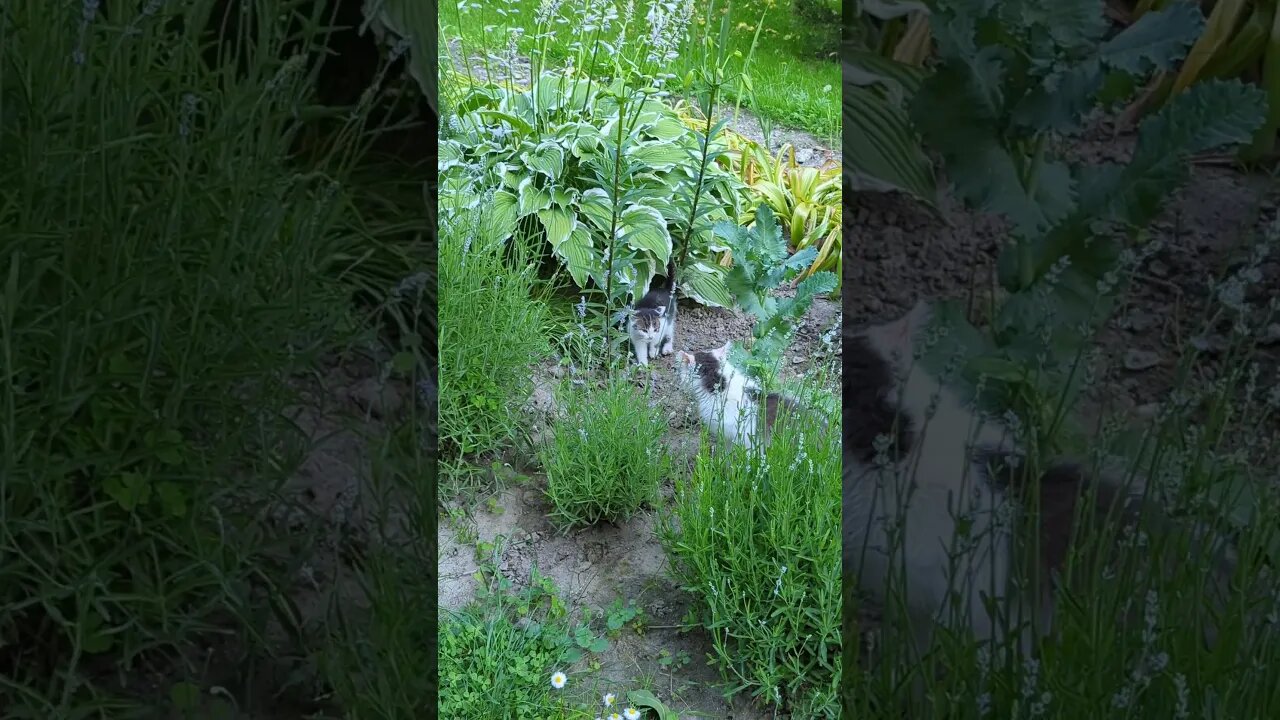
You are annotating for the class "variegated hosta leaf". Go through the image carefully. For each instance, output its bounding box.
[617,204,673,264]
[517,177,553,216]
[578,188,615,231]
[482,190,520,245]
[554,122,604,157]
[439,140,465,173]
[680,262,733,308]
[521,141,565,179]
[550,186,577,206]
[619,142,691,171]
[558,225,595,288]
[538,206,576,248]
[362,0,436,108]
[647,115,687,141]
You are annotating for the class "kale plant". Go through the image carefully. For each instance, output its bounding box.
[909,0,1268,444]
[714,204,837,382]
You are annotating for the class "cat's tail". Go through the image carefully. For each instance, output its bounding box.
[666,254,678,308]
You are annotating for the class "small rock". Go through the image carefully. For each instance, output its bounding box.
[792,356,805,364]
[528,384,556,414]
[549,364,566,378]
[1190,334,1229,355]
[1123,349,1162,371]
[1121,310,1159,333]
[576,560,593,572]
[794,147,813,164]
[1259,323,1280,347]
[1135,402,1161,419]
[1148,260,1170,278]
[349,378,404,418]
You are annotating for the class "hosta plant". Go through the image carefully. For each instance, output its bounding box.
[847,0,940,207]
[439,70,748,308]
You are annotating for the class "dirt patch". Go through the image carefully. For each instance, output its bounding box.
[848,114,1280,421]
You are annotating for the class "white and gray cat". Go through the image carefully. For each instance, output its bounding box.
[628,259,677,366]
[844,301,1239,658]
[674,341,814,450]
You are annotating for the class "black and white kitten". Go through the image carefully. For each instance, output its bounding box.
[628,259,677,366]
[844,301,1238,656]
[674,341,812,449]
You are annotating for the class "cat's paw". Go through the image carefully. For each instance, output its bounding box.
[660,343,674,356]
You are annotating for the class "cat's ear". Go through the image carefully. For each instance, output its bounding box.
[710,341,731,361]
[654,306,666,317]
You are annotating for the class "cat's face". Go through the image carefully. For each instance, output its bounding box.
[674,341,733,396]
[631,306,666,342]
[849,300,929,375]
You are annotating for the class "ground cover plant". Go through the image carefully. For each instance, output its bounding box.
[1,0,434,715]
[437,0,841,716]
[846,0,1280,717]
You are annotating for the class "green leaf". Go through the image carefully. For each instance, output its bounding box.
[104,472,151,513]
[538,206,576,247]
[1010,59,1104,133]
[578,188,615,231]
[1099,1,1205,75]
[627,689,678,720]
[912,47,1076,232]
[475,109,534,135]
[517,178,553,216]
[1082,80,1266,229]
[846,74,938,207]
[626,141,690,170]
[680,263,733,308]
[156,482,187,518]
[618,204,672,263]
[169,682,202,711]
[483,190,519,244]
[521,141,566,179]
[557,226,596,288]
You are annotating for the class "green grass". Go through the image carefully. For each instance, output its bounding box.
[0,0,431,714]
[441,0,839,141]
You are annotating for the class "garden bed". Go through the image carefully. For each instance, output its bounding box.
[848,112,1280,422]
[438,285,840,718]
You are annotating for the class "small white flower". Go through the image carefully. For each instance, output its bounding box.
[551,671,567,689]
[623,708,641,720]
[603,693,616,707]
